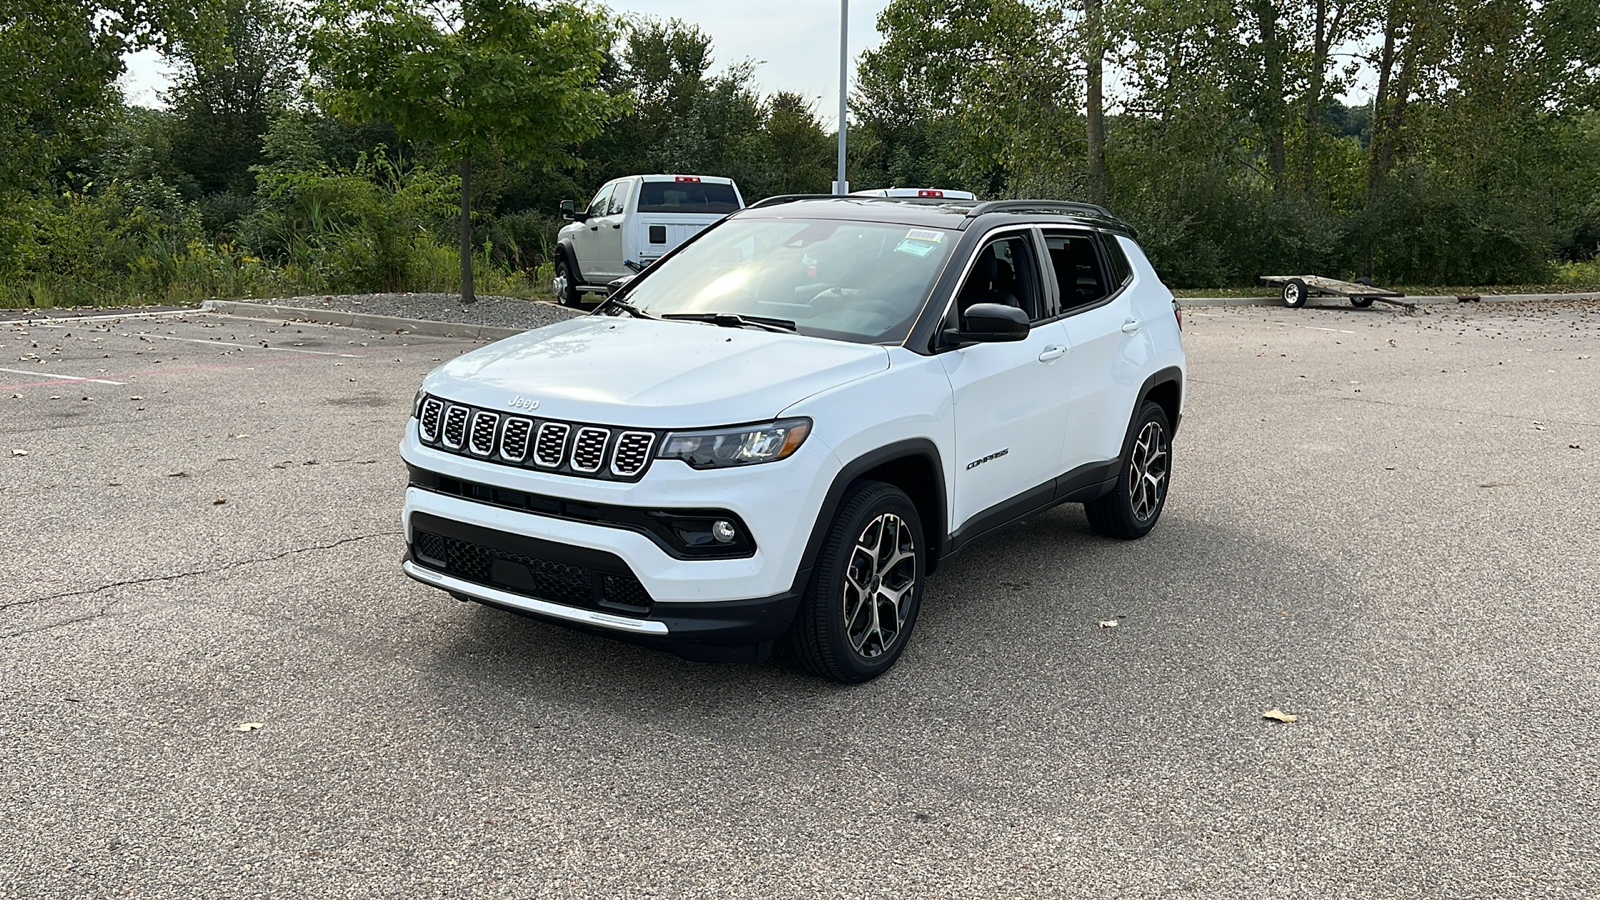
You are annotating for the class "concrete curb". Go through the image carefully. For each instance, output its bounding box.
[1178,291,1600,309]
[201,300,528,341]
[200,291,1600,338]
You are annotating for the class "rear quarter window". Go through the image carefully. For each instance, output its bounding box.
[637,182,741,214]
[1099,232,1133,286]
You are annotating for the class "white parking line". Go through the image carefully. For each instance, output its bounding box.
[0,367,127,385]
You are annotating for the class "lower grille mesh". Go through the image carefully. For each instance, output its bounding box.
[413,529,653,614]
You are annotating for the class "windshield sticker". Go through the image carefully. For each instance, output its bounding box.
[905,228,944,243]
[894,239,939,258]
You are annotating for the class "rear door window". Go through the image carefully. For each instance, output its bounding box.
[1042,230,1112,313]
[637,181,741,214]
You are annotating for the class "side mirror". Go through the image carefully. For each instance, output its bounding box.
[949,302,1030,343]
[560,200,583,222]
[605,275,635,295]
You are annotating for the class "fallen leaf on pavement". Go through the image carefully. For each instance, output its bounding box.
[1262,709,1298,723]
[167,471,187,477]
[235,722,263,732]
[11,449,27,456]
[213,498,227,505]
[1098,619,1118,628]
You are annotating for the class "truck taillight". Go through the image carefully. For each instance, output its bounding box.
[1173,300,1183,331]
[674,176,701,183]
[917,189,943,197]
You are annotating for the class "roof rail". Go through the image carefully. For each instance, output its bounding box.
[746,193,835,209]
[965,200,1113,219]
[964,199,1136,237]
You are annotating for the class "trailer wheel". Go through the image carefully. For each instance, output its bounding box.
[1351,296,1375,308]
[1282,278,1308,308]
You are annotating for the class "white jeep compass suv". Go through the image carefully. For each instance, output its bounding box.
[401,197,1185,682]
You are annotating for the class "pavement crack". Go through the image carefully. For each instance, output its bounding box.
[0,531,402,620]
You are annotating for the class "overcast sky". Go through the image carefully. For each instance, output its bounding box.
[120,0,891,127]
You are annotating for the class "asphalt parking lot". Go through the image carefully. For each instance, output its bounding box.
[3,301,1598,899]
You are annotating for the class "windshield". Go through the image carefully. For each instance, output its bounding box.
[616,218,955,343]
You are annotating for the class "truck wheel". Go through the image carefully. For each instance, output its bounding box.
[1282,278,1308,308]
[786,480,924,683]
[1086,402,1172,540]
[554,258,583,308]
[1351,296,1375,308]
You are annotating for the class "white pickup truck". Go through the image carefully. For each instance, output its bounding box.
[553,174,744,307]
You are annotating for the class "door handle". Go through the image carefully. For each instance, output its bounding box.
[589,225,599,231]
[1121,318,1143,334]
[612,223,621,229]
[1037,345,1067,363]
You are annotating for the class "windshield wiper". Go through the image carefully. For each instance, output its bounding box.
[605,297,658,320]
[661,312,797,333]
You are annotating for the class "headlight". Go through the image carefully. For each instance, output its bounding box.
[658,418,812,469]
[413,388,426,418]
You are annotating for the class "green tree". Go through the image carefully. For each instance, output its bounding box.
[855,0,1078,197]
[308,0,626,301]
[164,0,299,198]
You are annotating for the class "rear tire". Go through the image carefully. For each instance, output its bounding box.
[786,481,924,683]
[554,258,583,308]
[1282,278,1308,308]
[1086,402,1173,540]
[1351,296,1375,308]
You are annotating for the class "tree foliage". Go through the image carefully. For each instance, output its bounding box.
[2,0,1598,308]
[307,0,625,299]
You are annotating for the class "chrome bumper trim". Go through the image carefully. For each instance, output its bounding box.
[402,559,671,635]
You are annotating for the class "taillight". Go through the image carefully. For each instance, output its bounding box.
[1173,300,1183,331]
[917,189,943,197]
[674,176,701,183]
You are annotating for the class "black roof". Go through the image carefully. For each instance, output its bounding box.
[735,195,1136,237]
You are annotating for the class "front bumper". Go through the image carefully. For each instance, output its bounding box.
[402,511,804,660]
[399,425,835,656]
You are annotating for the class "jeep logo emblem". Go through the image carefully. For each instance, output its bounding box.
[508,396,540,411]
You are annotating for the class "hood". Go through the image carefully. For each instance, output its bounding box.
[422,315,889,428]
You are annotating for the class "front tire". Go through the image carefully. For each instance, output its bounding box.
[786,481,925,683]
[554,258,583,308]
[1086,402,1173,540]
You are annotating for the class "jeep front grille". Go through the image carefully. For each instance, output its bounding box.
[468,411,499,457]
[571,427,610,473]
[611,432,656,476]
[441,405,469,449]
[416,395,660,482]
[500,417,532,463]
[534,422,570,468]
[419,397,444,442]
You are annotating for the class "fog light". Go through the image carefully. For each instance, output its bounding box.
[712,520,737,543]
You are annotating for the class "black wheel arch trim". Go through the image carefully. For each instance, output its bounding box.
[555,241,586,288]
[1135,366,1184,434]
[792,438,949,586]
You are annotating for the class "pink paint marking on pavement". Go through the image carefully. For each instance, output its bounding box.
[0,339,470,390]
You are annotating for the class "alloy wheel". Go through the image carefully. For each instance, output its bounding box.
[841,513,918,659]
[1127,421,1169,521]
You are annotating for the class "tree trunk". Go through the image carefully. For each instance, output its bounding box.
[1252,0,1287,191]
[1085,0,1108,205]
[1365,12,1399,206]
[459,156,475,304]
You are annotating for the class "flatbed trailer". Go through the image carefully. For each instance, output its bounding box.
[1260,275,1410,309]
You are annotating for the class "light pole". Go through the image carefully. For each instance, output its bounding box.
[833,0,849,195]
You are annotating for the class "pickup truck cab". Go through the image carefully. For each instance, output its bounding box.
[554,174,744,307]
